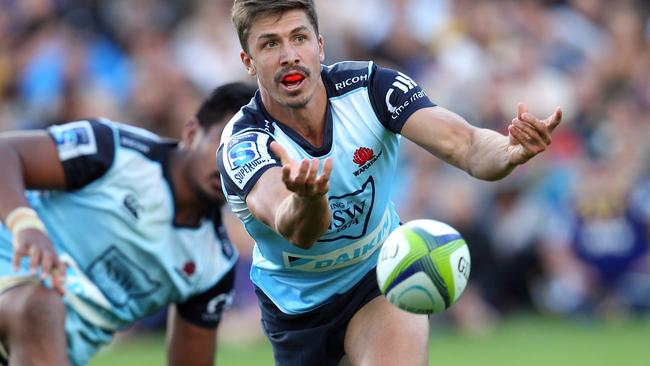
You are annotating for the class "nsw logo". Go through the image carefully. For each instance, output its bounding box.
[87,246,161,306]
[319,176,375,242]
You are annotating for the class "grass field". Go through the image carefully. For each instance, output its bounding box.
[88,313,650,366]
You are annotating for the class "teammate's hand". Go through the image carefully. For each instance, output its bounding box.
[507,102,562,165]
[270,141,333,198]
[12,229,66,295]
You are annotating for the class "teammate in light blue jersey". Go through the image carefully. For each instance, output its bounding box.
[220,1,563,365]
[0,82,256,366]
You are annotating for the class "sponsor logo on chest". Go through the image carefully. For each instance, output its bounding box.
[282,208,393,272]
[352,147,382,176]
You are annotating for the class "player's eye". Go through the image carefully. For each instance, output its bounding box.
[264,41,278,49]
[294,35,306,43]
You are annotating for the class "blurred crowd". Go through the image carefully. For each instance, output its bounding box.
[1,0,649,338]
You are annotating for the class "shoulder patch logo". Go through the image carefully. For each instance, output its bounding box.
[49,120,98,161]
[225,132,274,190]
[228,133,261,170]
[385,72,426,120]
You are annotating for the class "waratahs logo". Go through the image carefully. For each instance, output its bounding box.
[353,147,382,176]
[353,147,374,166]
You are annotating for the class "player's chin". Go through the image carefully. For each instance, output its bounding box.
[282,94,310,109]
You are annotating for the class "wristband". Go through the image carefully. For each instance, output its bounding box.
[5,206,47,235]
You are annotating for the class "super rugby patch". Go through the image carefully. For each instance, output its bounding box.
[225,131,276,190]
[49,120,98,161]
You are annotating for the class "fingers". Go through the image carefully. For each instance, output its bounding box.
[40,251,67,294]
[29,245,42,274]
[314,158,333,194]
[512,117,551,145]
[270,141,289,165]
[517,102,528,120]
[283,156,332,197]
[12,246,26,272]
[513,103,562,147]
[272,139,332,197]
[509,122,545,154]
[51,262,67,295]
[40,250,54,279]
[12,231,66,293]
[304,158,320,188]
[545,107,562,132]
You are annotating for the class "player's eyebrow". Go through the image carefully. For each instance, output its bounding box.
[257,26,310,41]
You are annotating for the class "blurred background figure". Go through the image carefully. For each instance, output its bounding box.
[1,0,648,346]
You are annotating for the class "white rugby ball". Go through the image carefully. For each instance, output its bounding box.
[376,219,471,314]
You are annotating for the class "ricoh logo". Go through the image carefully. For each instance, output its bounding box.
[385,72,426,119]
[335,74,368,91]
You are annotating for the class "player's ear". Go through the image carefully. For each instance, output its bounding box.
[241,50,257,76]
[318,35,325,62]
[181,118,201,149]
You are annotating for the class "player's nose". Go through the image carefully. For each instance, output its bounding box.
[280,44,300,66]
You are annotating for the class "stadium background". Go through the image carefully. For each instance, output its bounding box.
[1,0,649,365]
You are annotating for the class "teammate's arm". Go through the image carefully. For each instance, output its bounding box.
[246,141,333,249]
[0,131,67,292]
[400,103,562,181]
[166,306,217,366]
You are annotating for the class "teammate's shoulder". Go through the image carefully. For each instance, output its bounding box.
[98,118,176,161]
[322,60,375,96]
[222,93,275,141]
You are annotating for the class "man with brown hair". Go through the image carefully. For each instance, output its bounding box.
[218,1,562,365]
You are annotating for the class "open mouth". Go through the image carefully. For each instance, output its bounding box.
[281,73,305,90]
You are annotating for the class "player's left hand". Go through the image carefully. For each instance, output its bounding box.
[507,103,562,165]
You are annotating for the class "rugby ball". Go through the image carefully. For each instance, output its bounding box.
[376,219,471,314]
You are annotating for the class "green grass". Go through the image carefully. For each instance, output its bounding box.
[89,314,650,366]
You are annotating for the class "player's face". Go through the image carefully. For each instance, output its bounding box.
[190,121,228,206]
[242,9,324,109]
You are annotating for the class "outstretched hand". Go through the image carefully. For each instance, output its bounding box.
[270,141,333,198]
[507,103,562,166]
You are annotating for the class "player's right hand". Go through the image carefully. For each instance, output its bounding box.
[270,141,333,198]
[12,229,66,295]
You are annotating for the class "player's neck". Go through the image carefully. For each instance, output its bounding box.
[168,150,203,226]
[263,82,328,148]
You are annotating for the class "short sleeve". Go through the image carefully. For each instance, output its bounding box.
[47,119,115,190]
[217,129,281,199]
[175,266,235,329]
[368,64,435,133]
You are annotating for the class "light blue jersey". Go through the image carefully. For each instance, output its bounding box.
[0,119,237,365]
[218,61,434,314]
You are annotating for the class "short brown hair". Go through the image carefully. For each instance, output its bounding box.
[232,0,320,54]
